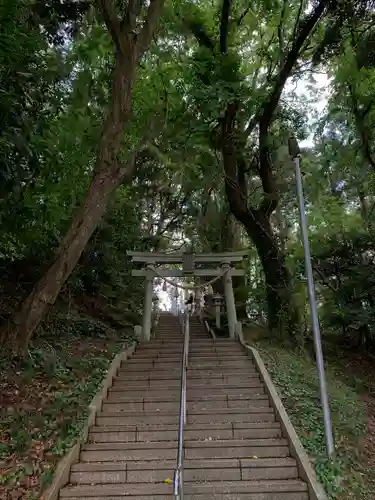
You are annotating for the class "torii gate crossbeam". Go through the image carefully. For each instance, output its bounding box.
[127,251,247,341]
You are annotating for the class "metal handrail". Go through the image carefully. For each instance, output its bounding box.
[203,318,216,340]
[173,306,190,499]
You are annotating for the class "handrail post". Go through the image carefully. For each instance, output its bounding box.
[173,307,190,499]
[184,310,189,424]
[289,136,334,457]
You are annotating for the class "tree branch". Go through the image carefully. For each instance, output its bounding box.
[221,102,249,221]
[237,4,251,26]
[220,0,231,54]
[293,0,304,41]
[97,0,124,53]
[158,200,188,236]
[246,0,330,218]
[348,82,375,170]
[313,265,338,292]
[124,0,142,32]
[187,20,215,50]
[258,0,329,132]
[136,0,165,60]
[278,0,288,67]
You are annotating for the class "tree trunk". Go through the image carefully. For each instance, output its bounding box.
[2,0,165,355]
[243,210,299,337]
[221,211,237,251]
[221,104,300,338]
[358,184,369,228]
[2,165,131,354]
[2,51,137,355]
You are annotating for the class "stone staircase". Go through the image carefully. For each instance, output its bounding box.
[59,312,310,499]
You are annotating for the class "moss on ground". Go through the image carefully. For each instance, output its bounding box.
[256,341,374,499]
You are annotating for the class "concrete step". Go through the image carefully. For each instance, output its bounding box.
[58,493,308,500]
[127,353,249,361]
[188,360,255,368]
[106,389,266,403]
[97,408,275,426]
[96,412,180,426]
[105,392,269,406]
[187,410,275,425]
[103,392,269,412]
[119,361,257,371]
[131,357,249,365]
[80,441,177,462]
[60,479,307,497]
[120,359,255,370]
[138,340,239,347]
[58,493,309,500]
[110,379,264,392]
[115,370,259,382]
[101,396,270,413]
[89,420,281,431]
[184,439,290,459]
[106,390,266,403]
[155,339,236,345]
[117,367,258,377]
[89,421,281,432]
[155,336,208,340]
[89,427,235,443]
[113,373,260,390]
[70,457,298,484]
[155,332,207,336]
[135,346,244,355]
[99,407,273,418]
[89,421,282,442]
[133,352,248,361]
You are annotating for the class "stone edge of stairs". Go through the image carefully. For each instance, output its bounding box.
[42,341,137,500]
[42,325,328,500]
[240,340,327,500]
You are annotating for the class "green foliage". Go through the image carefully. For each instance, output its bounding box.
[0,0,69,201]
[257,342,369,498]
[310,229,375,346]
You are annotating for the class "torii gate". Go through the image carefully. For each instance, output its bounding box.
[127,250,247,341]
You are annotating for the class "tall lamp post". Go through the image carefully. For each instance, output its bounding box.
[288,136,335,457]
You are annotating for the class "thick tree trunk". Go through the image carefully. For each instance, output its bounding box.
[2,166,130,354]
[221,211,237,251]
[243,210,300,337]
[2,0,165,355]
[2,52,137,355]
[221,105,300,338]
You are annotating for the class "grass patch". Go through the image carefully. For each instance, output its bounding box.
[0,325,135,500]
[255,341,373,499]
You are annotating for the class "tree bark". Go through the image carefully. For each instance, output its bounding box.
[243,210,299,336]
[221,211,237,251]
[221,103,299,337]
[3,168,127,352]
[2,0,165,355]
[215,0,329,339]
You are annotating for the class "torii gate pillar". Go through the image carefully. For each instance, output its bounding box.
[127,250,247,341]
[221,261,237,338]
[142,264,154,341]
